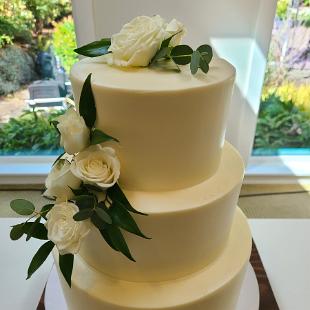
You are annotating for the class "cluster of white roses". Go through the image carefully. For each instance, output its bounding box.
[102,15,186,67]
[44,107,120,255]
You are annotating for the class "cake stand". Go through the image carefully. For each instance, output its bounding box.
[45,263,259,310]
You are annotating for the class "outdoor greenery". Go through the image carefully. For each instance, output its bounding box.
[0,45,37,95]
[0,110,64,155]
[255,86,310,150]
[0,0,71,43]
[52,16,78,73]
[276,0,290,20]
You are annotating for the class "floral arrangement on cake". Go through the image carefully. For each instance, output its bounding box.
[75,15,213,74]
[9,15,214,288]
[9,74,148,287]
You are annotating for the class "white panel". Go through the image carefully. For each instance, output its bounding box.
[71,0,277,163]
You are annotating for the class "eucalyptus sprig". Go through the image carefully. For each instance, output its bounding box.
[74,33,213,75]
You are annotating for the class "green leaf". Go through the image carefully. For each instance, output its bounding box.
[90,129,119,145]
[108,184,147,216]
[26,217,41,241]
[190,51,200,74]
[150,47,170,65]
[95,207,112,224]
[68,186,88,196]
[83,184,102,192]
[10,199,35,215]
[109,202,149,239]
[199,56,209,74]
[27,241,54,279]
[50,120,60,134]
[160,31,182,48]
[22,222,48,240]
[170,45,193,65]
[73,195,96,210]
[197,44,213,64]
[40,204,54,219]
[99,228,118,251]
[52,152,65,166]
[10,223,25,240]
[73,208,93,221]
[91,213,108,230]
[105,225,135,261]
[59,253,74,287]
[79,73,96,128]
[74,38,111,57]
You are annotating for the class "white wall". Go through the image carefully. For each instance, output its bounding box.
[72,0,277,163]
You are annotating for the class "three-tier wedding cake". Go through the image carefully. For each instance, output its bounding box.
[9,15,252,310]
[58,16,252,310]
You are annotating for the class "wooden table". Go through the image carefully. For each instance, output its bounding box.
[1,218,309,310]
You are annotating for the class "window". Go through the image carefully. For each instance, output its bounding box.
[0,0,77,157]
[253,0,310,156]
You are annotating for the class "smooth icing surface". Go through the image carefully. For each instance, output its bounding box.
[78,142,244,282]
[57,208,252,310]
[70,57,235,191]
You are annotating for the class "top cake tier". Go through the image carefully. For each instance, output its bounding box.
[70,57,235,191]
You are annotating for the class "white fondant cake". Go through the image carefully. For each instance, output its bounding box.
[70,58,235,191]
[59,50,252,309]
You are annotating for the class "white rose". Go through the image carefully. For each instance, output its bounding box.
[57,108,90,155]
[44,160,81,201]
[70,145,120,189]
[45,202,90,255]
[104,15,167,67]
[165,18,186,46]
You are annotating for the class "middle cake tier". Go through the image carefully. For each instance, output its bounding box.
[79,141,244,282]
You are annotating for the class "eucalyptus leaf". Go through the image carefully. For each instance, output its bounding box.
[74,38,111,57]
[109,203,149,239]
[108,184,147,216]
[190,51,200,74]
[95,207,112,224]
[10,223,25,240]
[105,225,135,261]
[73,208,93,221]
[22,222,48,240]
[10,199,35,216]
[83,184,102,192]
[79,73,96,128]
[73,195,96,210]
[27,241,54,279]
[199,56,209,74]
[26,217,41,241]
[170,45,193,65]
[90,129,119,145]
[197,44,213,64]
[59,253,74,287]
[68,186,88,196]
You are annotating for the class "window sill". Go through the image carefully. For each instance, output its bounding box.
[1,155,310,185]
[245,155,310,184]
[0,156,55,185]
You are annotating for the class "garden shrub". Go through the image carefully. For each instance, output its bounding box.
[0,1,34,44]
[276,0,289,20]
[254,90,310,149]
[52,16,78,73]
[0,110,63,155]
[262,83,310,114]
[0,45,37,96]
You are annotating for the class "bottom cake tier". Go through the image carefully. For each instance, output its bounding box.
[56,207,252,310]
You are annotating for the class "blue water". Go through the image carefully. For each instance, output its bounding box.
[0,148,64,156]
